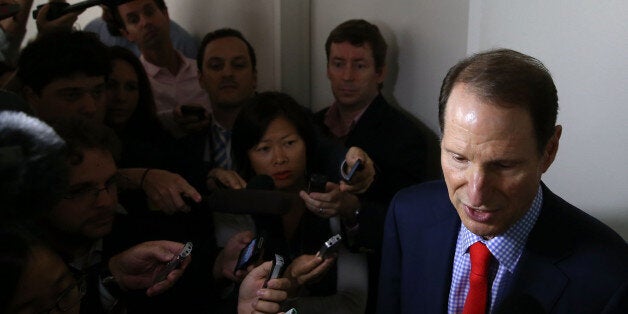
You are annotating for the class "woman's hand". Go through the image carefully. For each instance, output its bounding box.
[299,182,360,220]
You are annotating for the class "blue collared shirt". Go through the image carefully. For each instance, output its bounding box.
[447,186,543,313]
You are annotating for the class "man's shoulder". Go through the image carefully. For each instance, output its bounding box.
[84,18,105,32]
[539,187,627,247]
[526,186,628,275]
[390,180,458,225]
[360,95,423,135]
[313,106,330,121]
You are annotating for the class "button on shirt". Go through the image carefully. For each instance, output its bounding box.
[141,51,211,137]
[448,186,543,313]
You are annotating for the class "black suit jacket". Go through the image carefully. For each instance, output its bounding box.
[378,180,628,313]
[315,94,430,252]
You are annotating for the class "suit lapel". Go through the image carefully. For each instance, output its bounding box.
[503,185,572,311]
[401,200,460,312]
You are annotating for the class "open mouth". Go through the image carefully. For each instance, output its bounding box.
[464,204,496,223]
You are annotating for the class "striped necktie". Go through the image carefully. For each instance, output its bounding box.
[212,124,232,169]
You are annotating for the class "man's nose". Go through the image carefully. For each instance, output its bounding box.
[221,64,235,77]
[341,65,354,81]
[93,185,117,209]
[80,94,100,117]
[466,166,492,206]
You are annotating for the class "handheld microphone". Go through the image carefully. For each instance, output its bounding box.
[246,174,275,191]
[202,175,296,215]
[32,0,110,21]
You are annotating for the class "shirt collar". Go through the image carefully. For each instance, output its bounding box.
[323,100,371,138]
[140,50,189,78]
[458,185,543,272]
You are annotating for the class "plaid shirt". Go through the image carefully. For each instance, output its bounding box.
[448,186,543,313]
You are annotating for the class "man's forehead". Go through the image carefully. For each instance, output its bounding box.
[47,75,106,90]
[117,0,158,14]
[68,149,117,184]
[206,37,250,58]
[330,41,373,58]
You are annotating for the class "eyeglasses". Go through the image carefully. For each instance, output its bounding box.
[63,175,118,205]
[40,276,86,314]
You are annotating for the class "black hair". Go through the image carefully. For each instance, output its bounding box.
[105,46,162,134]
[17,31,110,95]
[325,19,387,71]
[50,117,121,166]
[0,223,46,312]
[231,92,316,181]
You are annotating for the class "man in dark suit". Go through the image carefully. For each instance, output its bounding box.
[307,19,434,312]
[377,49,628,313]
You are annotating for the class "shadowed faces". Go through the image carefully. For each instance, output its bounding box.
[106,59,140,127]
[199,36,257,109]
[247,117,307,191]
[49,149,118,240]
[327,41,385,112]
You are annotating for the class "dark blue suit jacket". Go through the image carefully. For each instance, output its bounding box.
[378,181,628,313]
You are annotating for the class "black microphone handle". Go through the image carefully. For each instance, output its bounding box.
[203,189,295,215]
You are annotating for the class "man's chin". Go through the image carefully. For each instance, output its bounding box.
[83,222,114,239]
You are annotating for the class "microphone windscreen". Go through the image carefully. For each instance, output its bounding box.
[204,189,292,215]
[246,175,275,191]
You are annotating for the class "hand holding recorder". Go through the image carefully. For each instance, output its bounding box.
[339,147,375,194]
[238,258,291,314]
[108,240,191,297]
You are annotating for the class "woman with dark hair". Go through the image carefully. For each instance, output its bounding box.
[230,91,367,313]
[104,46,177,169]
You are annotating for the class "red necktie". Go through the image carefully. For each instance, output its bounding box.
[463,242,492,314]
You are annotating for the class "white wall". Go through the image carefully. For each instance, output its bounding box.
[467,0,628,238]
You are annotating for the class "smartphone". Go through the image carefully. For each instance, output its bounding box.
[180,105,206,120]
[263,254,285,288]
[340,158,363,182]
[153,241,193,284]
[307,174,327,193]
[234,235,264,274]
[0,4,20,20]
[318,233,342,259]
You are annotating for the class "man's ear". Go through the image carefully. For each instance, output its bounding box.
[541,125,562,173]
[197,69,205,87]
[376,65,387,84]
[22,86,41,114]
